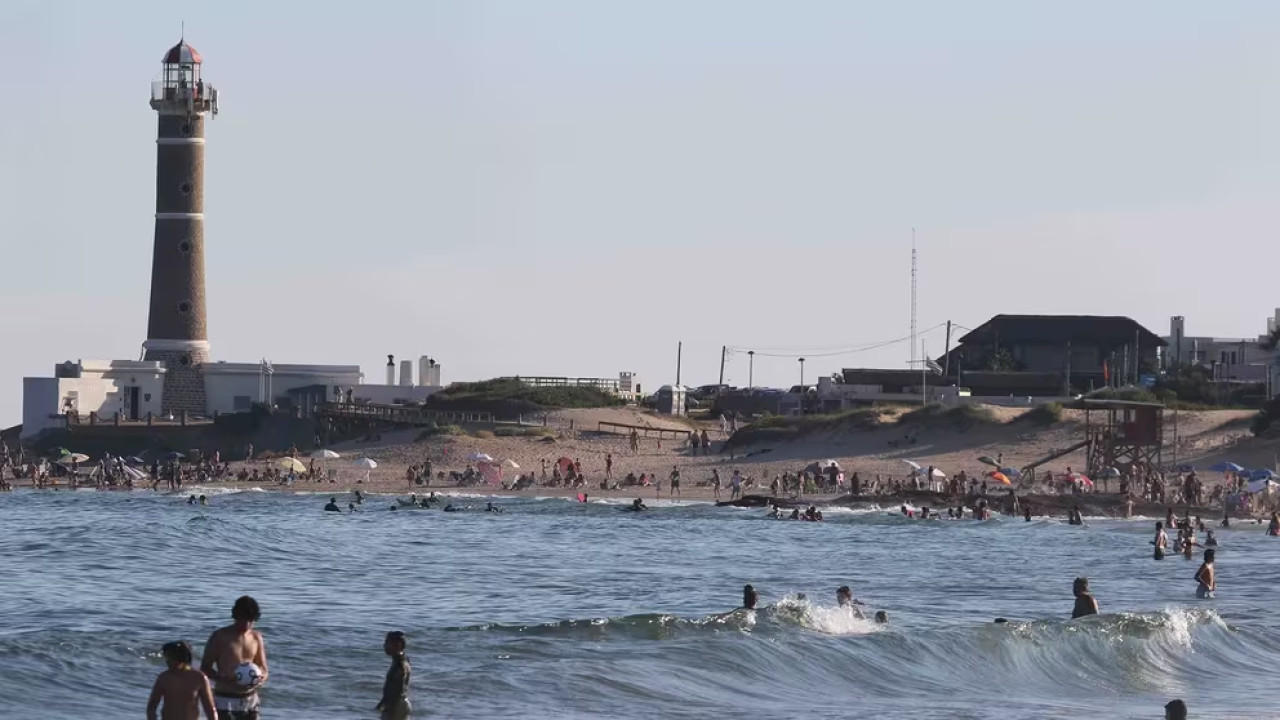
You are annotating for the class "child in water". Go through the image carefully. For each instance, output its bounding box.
[146,641,216,720]
[1194,549,1216,599]
[377,631,412,720]
[1071,577,1099,619]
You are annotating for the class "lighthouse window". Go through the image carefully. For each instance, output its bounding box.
[178,240,192,254]
[179,182,193,195]
[180,123,193,136]
[177,301,192,314]
[179,354,192,367]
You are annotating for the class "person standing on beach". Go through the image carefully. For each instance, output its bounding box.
[605,453,613,481]
[700,429,711,454]
[147,641,217,720]
[201,596,268,720]
[376,631,411,720]
[711,468,722,501]
[670,465,681,496]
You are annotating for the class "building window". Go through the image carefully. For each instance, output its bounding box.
[178,240,192,254]
[179,354,192,366]
[180,123,193,136]
[179,182,193,195]
[177,301,192,314]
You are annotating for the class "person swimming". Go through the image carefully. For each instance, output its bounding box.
[485,502,504,514]
[199,495,207,506]
[348,503,358,512]
[443,503,460,512]
[354,489,365,505]
[1194,548,1216,599]
[1023,506,1032,522]
[187,495,197,505]
[742,584,758,610]
[1204,529,1217,547]
[836,585,866,619]
[631,498,647,512]
[874,611,888,624]
[767,503,780,519]
[324,497,341,512]
[789,508,800,520]
[1071,577,1099,619]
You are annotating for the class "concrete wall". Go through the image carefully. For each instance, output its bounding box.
[22,378,61,438]
[350,384,443,405]
[203,363,363,415]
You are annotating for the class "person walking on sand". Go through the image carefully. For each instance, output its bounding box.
[147,641,217,720]
[376,631,412,720]
[700,429,711,454]
[201,596,268,720]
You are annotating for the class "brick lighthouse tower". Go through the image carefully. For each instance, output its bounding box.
[144,38,218,415]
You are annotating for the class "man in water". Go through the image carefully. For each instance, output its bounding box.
[631,498,647,511]
[485,502,504,514]
[201,596,268,720]
[1164,699,1187,720]
[1153,521,1168,560]
[874,611,888,624]
[741,584,758,610]
[836,585,866,618]
[324,497,341,512]
[1071,577,1098,619]
[147,640,217,720]
[376,631,411,720]
[1194,548,1216,599]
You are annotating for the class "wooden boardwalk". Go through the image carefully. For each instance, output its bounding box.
[318,402,495,426]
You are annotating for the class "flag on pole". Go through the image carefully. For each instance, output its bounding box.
[261,359,274,376]
[926,357,943,376]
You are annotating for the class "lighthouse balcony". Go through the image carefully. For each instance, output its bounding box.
[150,81,219,115]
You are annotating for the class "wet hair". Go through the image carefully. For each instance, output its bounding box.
[1203,549,1215,563]
[1156,521,1163,529]
[386,630,406,649]
[1072,577,1089,596]
[742,584,758,609]
[1164,698,1187,720]
[874,611,888,623]
[232,596,261,623]
[837,586,851,597]
[162,640,193,664]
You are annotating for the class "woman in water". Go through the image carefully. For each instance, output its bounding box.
[1153,521,1168,560]
[1194,549,1216,599]
[1071,577,1099,618]
[1268,512,1280,537]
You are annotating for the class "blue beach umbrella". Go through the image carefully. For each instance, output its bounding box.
[1249,468,1279,481]
[998,467,1023,478]
[1208,461,1245,473]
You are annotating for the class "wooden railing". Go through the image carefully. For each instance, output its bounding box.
[318,402,494,425]
[597,420,688,439]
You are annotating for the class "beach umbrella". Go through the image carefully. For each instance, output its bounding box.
[556,456,574,473]
[468,452,495,463]
[977,455,999,467]
[1209,461,1245,473]
[902,460,922,471]
[1249,468,1278,481]
[125,456,146,465]
[1247,478,1279,494]
[1067,472,1093,487]
[352,458,378,469]
[58,453,90,464]
[987,471,1012,485]
[998,467,1023,479]
[120,465,146,481]
[164,451,185,461]
[276,457,307,473]
[311,449,341,460]
[503,459,520,469]
[1099,467,1122,479]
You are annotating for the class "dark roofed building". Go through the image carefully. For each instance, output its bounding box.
[939,314,1165,395]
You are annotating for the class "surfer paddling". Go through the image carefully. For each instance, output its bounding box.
[201,596,268,720]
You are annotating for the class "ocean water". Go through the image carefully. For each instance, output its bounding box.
[3,489,1279,719]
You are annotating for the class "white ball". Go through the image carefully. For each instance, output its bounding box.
[233,662,263,687]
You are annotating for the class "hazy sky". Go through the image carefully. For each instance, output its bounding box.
[2,1,1279,424]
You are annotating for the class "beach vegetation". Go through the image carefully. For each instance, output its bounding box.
[897,403,998,430]
[1016,402,1064,426]
[425,378,624,417]
[1251,397,1280,436]
[725,408,884,448]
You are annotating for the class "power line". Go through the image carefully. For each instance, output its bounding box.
[730,322,949,359]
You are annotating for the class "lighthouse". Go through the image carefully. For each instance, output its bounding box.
[144,38,218,415]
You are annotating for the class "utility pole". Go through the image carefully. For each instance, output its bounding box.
[748,351,755,389]
[676,341,682,386]
[718,345,726,387]
[920,340,927,406]
[798,358,806,413]
[1135,330,1141,385]
[943,320,953,381]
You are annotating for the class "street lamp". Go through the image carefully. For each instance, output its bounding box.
[748,351,755,388]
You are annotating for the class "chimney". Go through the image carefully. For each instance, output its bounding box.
[399,360,413,387]
[385,354,395,386]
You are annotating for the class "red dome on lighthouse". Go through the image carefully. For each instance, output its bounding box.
[162,40,202,65]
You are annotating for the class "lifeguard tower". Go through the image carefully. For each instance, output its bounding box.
[1078,399,1166,482]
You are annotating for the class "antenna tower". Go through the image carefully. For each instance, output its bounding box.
[910,229,918,365]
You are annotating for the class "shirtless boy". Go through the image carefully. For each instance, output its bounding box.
[147,641,217,720]
[201,596,269,720]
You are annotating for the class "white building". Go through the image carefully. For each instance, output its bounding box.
[202,361,364,415]
[22,360,167,438]
[1163,312,1277,383]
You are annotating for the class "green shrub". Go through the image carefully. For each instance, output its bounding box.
[1252,397,1280,436]
[493,425,554,438]
[725,408,883,449]
[415,424,467,441]
[897,404,997,430]
[425,378,624,417]
[1017,402,1064,426]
